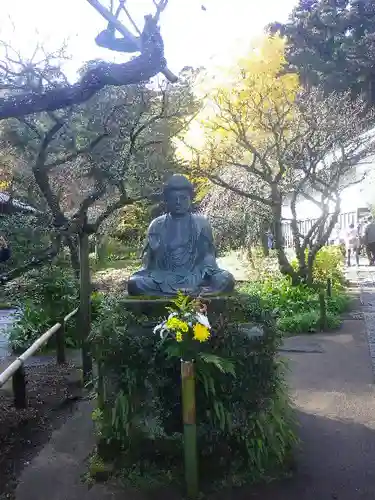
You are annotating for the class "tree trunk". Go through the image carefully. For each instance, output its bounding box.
[79,217,93,383]
[271,187,297,282]
[261,232,269,257]
[247,246,255,269]
[66,235,80,279]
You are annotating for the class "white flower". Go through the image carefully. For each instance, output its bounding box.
[168,312,178,319]
[153,320,169,339]
[196,312,211,329]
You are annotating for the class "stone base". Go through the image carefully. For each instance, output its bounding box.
[121,292,237,318]
[120,292,265,338]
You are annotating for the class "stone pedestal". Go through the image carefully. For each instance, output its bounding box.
[120,293,266,340]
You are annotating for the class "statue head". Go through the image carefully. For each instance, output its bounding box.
[164,174,194,217]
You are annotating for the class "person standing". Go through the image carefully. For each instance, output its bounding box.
[345,223,360,267]
[364,216,375,265]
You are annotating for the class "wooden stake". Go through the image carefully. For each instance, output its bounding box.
[327,278,332,298]
[56,323,66,365]
[181,360,198,499]
[319,291,327,331]
[12,366,27,409]
[79,218,93,383]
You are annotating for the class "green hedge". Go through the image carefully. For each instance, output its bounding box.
[240,276,350,334]
[90,293,297,492]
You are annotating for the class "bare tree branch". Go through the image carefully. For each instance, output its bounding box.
[45,133,108,169]
[0,16,169,119]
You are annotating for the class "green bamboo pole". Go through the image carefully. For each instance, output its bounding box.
[181,359,198,499]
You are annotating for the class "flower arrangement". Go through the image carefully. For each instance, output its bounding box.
[154,292,211,348]
[153,292,237,498]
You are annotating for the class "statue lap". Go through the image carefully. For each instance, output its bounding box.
[127,213,235,297]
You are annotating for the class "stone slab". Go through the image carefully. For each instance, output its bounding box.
[280,336,325,354]
[15,400,95,500]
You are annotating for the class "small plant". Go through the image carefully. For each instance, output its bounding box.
[7,264,80,352]
[312,246,345,288]
[277,310,341,334]
[240,273,350,335]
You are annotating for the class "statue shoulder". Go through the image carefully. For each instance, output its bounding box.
[192,213,211,229]
[148,214,167,233]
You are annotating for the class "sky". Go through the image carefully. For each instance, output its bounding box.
[2,0,373,215]
[0,0,297,80]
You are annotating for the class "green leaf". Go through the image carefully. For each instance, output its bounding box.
[198,353,236,377]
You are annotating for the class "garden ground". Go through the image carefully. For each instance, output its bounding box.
[7,267,375,500]
[0,360,81,500]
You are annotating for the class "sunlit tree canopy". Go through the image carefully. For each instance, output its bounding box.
[177,34,301,172]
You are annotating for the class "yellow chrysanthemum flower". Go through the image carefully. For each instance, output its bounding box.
[193,323,210,343]
[176,332,183,343]
[166,317,189,333]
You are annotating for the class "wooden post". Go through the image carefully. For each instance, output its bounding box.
[181,360,198,499]
[56,323,66,365]
[12,365,27,409]
[326,278,332,298]
[319,291,328,331]
[79,216,93,383]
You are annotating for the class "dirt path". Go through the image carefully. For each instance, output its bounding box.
[0,363,81,500]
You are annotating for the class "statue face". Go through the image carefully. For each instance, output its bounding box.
[166,189,192,216]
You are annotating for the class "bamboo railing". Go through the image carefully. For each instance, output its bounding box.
[0,307,79,408]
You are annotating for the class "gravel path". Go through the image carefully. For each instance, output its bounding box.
[349,263,375,379]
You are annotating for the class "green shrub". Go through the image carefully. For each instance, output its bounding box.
[90,293,297,491]
[92,237,138,268]
[0,213,51,271]
[312,245,345,288]
[7,265,80,352]
[277,310,341,334]
[240,275,350,334]
[290,245,345,288]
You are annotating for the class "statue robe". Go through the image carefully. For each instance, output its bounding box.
[128,213,233,296]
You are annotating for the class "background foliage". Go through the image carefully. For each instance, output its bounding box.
[7,264,79,352]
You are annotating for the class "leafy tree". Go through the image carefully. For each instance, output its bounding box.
[269,0,375,107]
[179,35,375,285]
[0,45,197,281]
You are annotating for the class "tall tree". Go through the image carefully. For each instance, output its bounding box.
[269,0,375,107]
[179,35,375,285]
[0,46,197,281]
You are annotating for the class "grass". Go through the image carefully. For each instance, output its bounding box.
[90,257,139,273]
